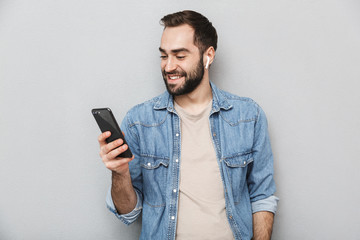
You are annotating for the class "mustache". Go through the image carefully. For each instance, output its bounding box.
[162,70,186,76]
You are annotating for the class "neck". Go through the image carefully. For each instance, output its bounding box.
[174,74,212,115]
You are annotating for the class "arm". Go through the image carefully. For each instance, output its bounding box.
[111,170,137,214]
[99,131,137,214]
[247,106,278,238]
[252,211,274,240]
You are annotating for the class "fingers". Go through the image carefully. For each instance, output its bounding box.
[106,143,128,160]
[101,138,124,154]
[98,132,124,155]
[98,131,134,173]
[103,150,135,174]
[98,131,111,146]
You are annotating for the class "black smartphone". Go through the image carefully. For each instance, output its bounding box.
[92,108,133,158]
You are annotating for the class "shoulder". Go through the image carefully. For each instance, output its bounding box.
[215,87,263,123]
[220,88,259,107]
[216,85,260,110]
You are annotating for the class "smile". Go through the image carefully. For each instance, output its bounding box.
[169,75,181,80]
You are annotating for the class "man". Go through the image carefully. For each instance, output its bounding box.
[98,10,278,240]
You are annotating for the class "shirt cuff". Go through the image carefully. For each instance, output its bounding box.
[106,186,142,225]
[251,195,279,214]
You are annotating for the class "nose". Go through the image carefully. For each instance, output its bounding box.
[164,57,177,73]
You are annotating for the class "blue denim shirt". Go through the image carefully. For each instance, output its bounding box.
[106,83,278,240]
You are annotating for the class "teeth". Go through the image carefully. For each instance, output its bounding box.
[169,76,181,80]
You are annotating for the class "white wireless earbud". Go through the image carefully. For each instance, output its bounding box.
[205,56,210,69]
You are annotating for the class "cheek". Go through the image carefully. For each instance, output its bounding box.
[160,62,165,70]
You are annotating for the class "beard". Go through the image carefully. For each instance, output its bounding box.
[162,56,205,96]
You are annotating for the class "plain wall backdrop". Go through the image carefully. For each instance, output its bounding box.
[1,0,360,239]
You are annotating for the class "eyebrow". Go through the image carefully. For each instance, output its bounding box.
[159,47,191,54]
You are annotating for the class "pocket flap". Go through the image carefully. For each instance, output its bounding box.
[223,152,253,167]
[140,157,170,169]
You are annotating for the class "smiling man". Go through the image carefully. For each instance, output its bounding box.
[159,24,207,97]
[98,10,278,240]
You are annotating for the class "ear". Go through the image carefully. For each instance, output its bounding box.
[203,47,215,69]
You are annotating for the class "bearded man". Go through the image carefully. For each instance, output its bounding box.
[98,10,278,240]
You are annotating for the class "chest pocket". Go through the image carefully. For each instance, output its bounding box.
[140,156,169,207]
[223,152,253,203]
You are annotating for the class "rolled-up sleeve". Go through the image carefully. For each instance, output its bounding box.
[106,187,143,225]
[251,195,279,214]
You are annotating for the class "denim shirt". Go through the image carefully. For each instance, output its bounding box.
[106,83,278,240]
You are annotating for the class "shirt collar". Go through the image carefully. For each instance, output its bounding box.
[153,82,233,112]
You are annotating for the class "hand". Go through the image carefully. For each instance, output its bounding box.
[98,131,134,175]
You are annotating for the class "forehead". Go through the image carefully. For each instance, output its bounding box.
[160,24,198,52]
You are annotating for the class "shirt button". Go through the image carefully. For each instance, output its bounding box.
[173,189,177,193]
[243,161,246,165]
[175,159,179,163]
[175,133,179,137]
[147,163,151,166]
[229,215,233,220]
[213,133,216,137]
[171,216,175,220]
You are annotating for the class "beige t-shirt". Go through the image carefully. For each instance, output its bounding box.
[174,101,234,240]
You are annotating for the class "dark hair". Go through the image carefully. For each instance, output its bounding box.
[160,10,218,54]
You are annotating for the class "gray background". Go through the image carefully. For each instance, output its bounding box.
[1,0,359,239]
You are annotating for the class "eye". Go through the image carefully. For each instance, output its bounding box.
[176,56,185,60]
[160,55,168,60]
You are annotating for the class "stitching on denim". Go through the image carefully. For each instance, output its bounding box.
[223,165,243,239]
[140,154,170,160]
[222,151,253,161]
[144,199,166,208]
[128,111,169,128]
[127,121,140,145]
[219,112,256,126]
[224,158,254,168]
[222,152,254,168]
